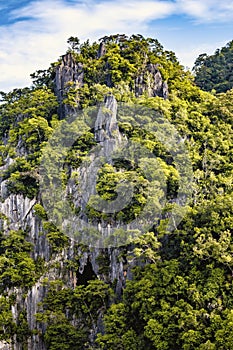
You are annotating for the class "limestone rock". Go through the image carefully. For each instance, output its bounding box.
[135,63,168,99]
[97,41,106,58]
[55,52,84,117]
[0,95,132,348]
[94,94,119,142]
[0,41,172,349]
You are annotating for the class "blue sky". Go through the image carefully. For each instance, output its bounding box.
[0,0,233,92]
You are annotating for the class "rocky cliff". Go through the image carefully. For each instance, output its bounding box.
[0,40,169,349]
[54,42,168,116]
[135,63,168,99]
[0,94,131,350]
[55,52,84,117]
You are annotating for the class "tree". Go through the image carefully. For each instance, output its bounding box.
[67,36,80,52]
[193,41,233,92]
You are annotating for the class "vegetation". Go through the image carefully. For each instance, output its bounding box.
[193,40,233,93]
[0,34,232,349]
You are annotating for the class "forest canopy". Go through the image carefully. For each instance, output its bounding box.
[193,40,233,93]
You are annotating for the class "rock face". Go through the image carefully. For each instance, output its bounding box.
[0,43,170,349]
[94,94,119,142]
[0,193,49,261]
[65,94,130,248]
[97,41,169,98]
[97,42,106,58]
[55,52,84,117]
[135,63,168,99]
[54,45,168,115]
[0,94,130,350]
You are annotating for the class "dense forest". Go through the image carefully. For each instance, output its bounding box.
[193,40,233,93]
[0,34,232,349]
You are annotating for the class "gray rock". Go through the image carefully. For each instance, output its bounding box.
[135,63,169,98]
[1,43,173,348]
[55,52,84,117]
[97,42,106,58]
[94,94,119,142]
[0,94,136,349]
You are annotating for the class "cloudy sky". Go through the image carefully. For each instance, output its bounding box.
[0,0,233,92]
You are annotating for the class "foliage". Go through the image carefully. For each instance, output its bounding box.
[0,230,38,290]
[36,279,112,349]
[0,33,232,349]
[33,203,48,220]
[193,40,233,92]
[43,222,69,253]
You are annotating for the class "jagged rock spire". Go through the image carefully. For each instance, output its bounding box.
[94,95,119,142]
[55,52,84,117]
[135,63,168,99]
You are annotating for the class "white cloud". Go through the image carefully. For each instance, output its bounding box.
[177,0,233,22]
[0,0,176,91]
[0,0,232,92]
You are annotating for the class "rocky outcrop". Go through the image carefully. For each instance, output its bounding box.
[135,63,168,99]
[0,193,49,261]
[94,94,119,142]
[97,41,169,98]
[55,53,84,117]
[0,40,170,349]
[97,42,106,58]
[65,94,130,245]
[54,45,168,119]
[0,196,130,350]
[0,94,132,350]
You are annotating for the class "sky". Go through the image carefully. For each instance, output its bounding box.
[0,0,233,92]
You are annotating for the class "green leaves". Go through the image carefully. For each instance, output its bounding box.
[0,33,233,349]
[193,40,233,93]
[36,279,112,349]
[0,230,37,289]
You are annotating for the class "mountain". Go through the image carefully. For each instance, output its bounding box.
[0,34,232,349]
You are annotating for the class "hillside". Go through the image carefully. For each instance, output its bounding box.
[0,34,232,350]
[193,40,233,93]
